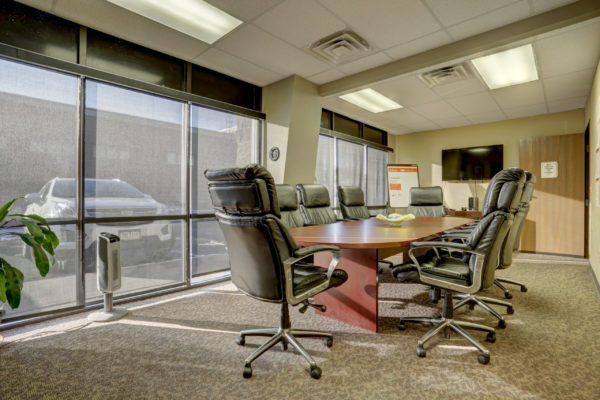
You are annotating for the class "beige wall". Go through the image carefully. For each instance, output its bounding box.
[584,61,600,282]
[392,110,585,210]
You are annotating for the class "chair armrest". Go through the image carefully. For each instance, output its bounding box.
[411,241,471,251]
[294,245,339,259]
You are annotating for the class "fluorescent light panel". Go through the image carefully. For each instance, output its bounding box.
[339,88,403,113]
[471,44,538,89]
[107,0,242,44]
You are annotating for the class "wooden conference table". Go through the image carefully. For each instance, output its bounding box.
[289,216,472,332]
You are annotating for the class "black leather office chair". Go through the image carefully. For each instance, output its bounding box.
[337,186,371,220]
[205,165,348,379]
[495,172,536,296]
[406,186,446,217]
[296,184,338,225]
[394,205,514,364]
[276,184,305,228]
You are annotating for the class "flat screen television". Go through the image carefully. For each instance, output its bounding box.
[442,145,503,181]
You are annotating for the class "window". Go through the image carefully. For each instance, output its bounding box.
[315,134,388,212]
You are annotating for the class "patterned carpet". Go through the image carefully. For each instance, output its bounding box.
[1,254,599,400]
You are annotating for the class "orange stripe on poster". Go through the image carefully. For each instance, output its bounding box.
[388,167,418,173]
[390,184,402,190]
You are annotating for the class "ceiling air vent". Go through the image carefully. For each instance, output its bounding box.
[419,63,471,87]
[308,31,371,65]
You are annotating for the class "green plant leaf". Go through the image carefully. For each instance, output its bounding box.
[41,227,60,250]
[18,233,50,277]
[0,198,18,223]
[0,265,7,304]
[9,213,50,229]
[0,258,24,309]
[23,220,45,244]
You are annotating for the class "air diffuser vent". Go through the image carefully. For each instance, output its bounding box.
[308,31,371,65]
[419,63,471,87]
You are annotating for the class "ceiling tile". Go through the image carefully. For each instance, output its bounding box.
[52,0,210,61]
[253,0,346,47]
[424,0,517,27]
[547,96,587,113]
[204,0,284,21]
[383,108,433,126]
[319,0,441,49]
[490,80,546,109]
[338,52,393,75]
[434,115,471,129]
[535,21,600,78]
[465,110,507,125]
[372,75,441,107]
[447,1,532,41]
[215,24,330,77]
[385,30,453,60]
[192,48,284,86]
[411,101,462,120]
[543,68,595,101]
[446,92,501,114]
[530,0,577,14]
[307,69,346,85]
[503,103,548,119]
[432,76,488,99]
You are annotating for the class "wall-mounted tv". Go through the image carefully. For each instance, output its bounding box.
[442,145,503,181]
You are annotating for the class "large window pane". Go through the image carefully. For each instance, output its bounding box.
[337,139,365,206]
[0,58,79,318]
[190,105,259,214]
[84,221,184,300]
[191,219,229,276]
[315,135,335,205]
[367,147,389,208]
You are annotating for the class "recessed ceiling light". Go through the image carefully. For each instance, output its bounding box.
[339,88,403,113]
[106,0,242,44]
[471,44,539,90]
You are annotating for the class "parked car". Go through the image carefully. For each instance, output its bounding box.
[24,178,173,272]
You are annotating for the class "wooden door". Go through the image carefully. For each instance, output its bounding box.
[519,133,585,256]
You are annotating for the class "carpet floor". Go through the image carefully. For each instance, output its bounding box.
[1,254,599,399]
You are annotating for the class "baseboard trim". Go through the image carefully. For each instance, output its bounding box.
[589,262,600,299]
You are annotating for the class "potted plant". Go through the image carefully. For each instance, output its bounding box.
[0,197,59,323]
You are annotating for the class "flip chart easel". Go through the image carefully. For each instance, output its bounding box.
[387,164,419,208]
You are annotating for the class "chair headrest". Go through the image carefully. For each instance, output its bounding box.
[482,168,525,215]
[520,172,535,203]
[525,171,536,184]
[296,184,331,207]
[338,186,365,206]
[409,186,443,205]
[496,180,522,212]
[276,184,298,211]
[204,164,280,217]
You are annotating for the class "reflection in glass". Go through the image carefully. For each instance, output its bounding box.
[84,80,185,215]
[191,219,229,276]
[1,224,78,318]
[84,221,184,300]
[190,105,259,214]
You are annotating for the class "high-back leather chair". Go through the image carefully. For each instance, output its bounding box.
[407,186,445,217]
[495,172,536,295]
[296,184,337,225]
[276,184,305,228]
[394,178,518,364]
[205,165,347,379]
[338,186,370,220]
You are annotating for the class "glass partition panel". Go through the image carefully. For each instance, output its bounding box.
[0,58,79,318]
[191,218,229,276]
[315,135,335,205]
[336,139,365,206]
[190,105,259,214]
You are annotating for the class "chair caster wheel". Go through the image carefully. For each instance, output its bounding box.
[310,366,322,379]
[416,345,426,357]
[236,336,245,346]
[398,322,406,331]
[497,319,506,329]
[478,353,490,365]
[504,292,513,299]
[243,365,252,378]
[486,332,496,343]
[521,286,528,293]
[324,337,333,347]
[507,306,514,315]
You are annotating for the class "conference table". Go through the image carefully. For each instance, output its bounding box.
[289,216,472,332]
